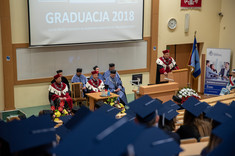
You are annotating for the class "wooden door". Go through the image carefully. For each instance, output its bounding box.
[167,43,203,92]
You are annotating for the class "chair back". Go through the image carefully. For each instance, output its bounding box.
[180,138,197,144]
[71,82,83,98]
[199,136,210,142]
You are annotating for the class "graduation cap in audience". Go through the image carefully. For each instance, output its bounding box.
[212,114,235,141]
[124,105,136,121]
[65,106,91,130]
[128,95,164,123]
[95,101,105,108]
[55,125,70,139]
[181,97,209,117]
[208,117,235,156]
[205,101,235,123]
[59,115,72,124]
[159,100,180,121]
[56,69,63,74]
[109,63,115,67]
[71,105,80,114]
[38,110,53,116]
[230,101,235,108]
[96,104,120,119]
[76,68,82,73]
[52,110,145,156]
[130,127,182,156]
[202,102,213,114]
[0,115,56,154]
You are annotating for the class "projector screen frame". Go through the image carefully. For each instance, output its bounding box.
[27,0,145,47]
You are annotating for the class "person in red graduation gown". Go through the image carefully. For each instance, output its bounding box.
[49,74,73,110]
[86,71,105,93]
[156,49,179,84]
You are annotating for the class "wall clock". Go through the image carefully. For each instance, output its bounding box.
[168,18,177,30]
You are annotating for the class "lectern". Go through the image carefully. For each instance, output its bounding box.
[133,82,179,103]
[160,68,189,89]
[133,69,188,102]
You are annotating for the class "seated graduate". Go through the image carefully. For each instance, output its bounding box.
[158,100,181,144]
[201,101,235,156]
[176,97,212,141]
[49,74,73,110]
[51,70,70,90]
[128,95,181,155]
[128,95,162,128]
[104,70,128,105]
[86,70,104,93]
[0,115,56,156]
[90,65,104,81]
[71,68,87,94]
[103,63,121,81]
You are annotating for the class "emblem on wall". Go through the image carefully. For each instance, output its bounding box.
[181,0,201,9]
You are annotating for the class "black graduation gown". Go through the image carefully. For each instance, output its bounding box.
[176,124,201,141]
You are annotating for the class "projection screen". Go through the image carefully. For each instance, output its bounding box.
[28,0,144,46]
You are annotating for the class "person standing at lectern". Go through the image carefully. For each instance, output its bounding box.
[156,49,179,84]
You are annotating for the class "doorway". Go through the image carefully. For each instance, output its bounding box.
[167,43,204,92]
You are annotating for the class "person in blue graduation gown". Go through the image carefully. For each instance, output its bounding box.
[90,66,104,81]
[105,70,128,105]
[103,63,121,81]
[71,68,88,96]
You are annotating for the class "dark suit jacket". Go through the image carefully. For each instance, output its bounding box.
[219,68,230,77]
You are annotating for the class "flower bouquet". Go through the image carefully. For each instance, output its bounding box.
[104,97,126,118]
[174,87,201,104]
[51,100,72,122]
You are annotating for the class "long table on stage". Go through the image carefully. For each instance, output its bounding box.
[86,92,119,111]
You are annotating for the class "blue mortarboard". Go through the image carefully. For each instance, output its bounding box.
[206,101,235,123]
[0,115,56,153]
[124,105,136,121]
[208,138,235,156]
[208,117,235,156]
[230,101,235,108]
[159,100,180,120]
[65,106,91,130]
[59,115,72,124]
[212,117,235,141]
[131,127,182,156]
[96,104,120,119]
[52,111,145,156]
[202,102,212,114]
[128,95,164,121]
[55,125,70,139]
[87,118,145,156]
[182,97,209,117]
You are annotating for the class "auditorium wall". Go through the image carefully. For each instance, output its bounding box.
[0,22,5,111]
[219,0,235,68]
[9,0,151,108]
[2,0,234,108]
[157,0,222,91]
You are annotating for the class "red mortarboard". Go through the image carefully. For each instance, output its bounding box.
[54,74,61,79]
[91,71,98,75]
[162,50,170,54]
